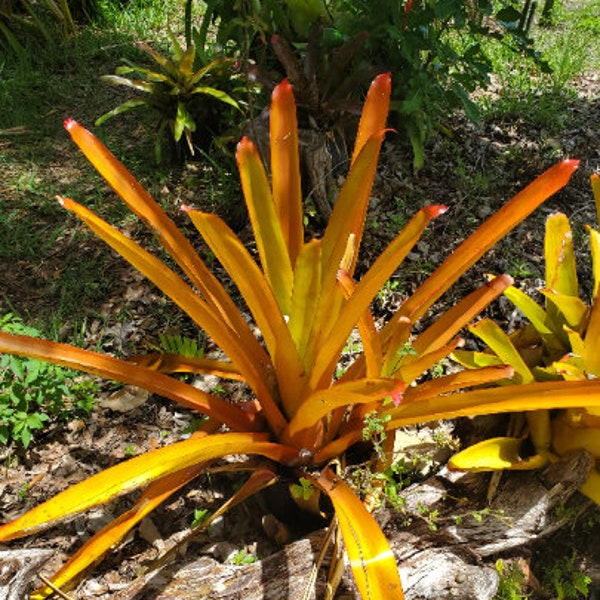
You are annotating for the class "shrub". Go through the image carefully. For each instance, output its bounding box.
[331,0,549,168]
[0,75,595,599]
[0,313,96,449]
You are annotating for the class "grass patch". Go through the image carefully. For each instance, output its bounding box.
[475,1,599,128]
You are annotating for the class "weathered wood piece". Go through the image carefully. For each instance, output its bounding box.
[107,451,592,599]
[0,548,52,600]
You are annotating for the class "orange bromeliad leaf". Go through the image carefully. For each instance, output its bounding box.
[57,196,277,414]
[315,467,403,600]
[0,433,296,542]
[30,462,207,599]
[270,78,303,266]
[395,159,580,325]
[402,365,515,404]
[321,134,386,286]
[0,332,255,431]
[410,274,514,357]
[312,205,444,391]
[385,379,600,429]
[64,119,250,340]
[128,352,244,379]
[185,208,305,425]
[337,269,383,378]
[286,378,403,442]
[351,72,392,166]
[393,339,464,384]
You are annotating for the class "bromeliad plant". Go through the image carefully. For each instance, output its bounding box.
[450,174,600,504]
[1,73,598,599]
[96,34,241,162]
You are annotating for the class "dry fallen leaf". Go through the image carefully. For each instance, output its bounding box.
[100,385,150,412]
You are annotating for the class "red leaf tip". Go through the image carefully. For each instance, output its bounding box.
[273,78,293,99]
[425,204,448,219]
[64,118,77,131]
[372,72,392,90]
[390,381,405,406]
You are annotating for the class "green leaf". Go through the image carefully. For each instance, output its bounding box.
[190,86,240,110]
[174,102,196,142]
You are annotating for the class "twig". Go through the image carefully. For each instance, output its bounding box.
[37,574,76,600]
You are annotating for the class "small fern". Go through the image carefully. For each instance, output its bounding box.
[158,333,205,358]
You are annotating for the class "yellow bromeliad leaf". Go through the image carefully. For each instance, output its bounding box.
[541,289,588,332]
[545,212,578,297]
[452,349,506,370]
[587,225,600,299]
[393,159,580,326]
[270,78,303,266]
[502,284,560,339]
[592,173,600,225]
[552,415,600,456]
[314,467,403,600]
[237,136,294,314]
[468,318,535,384]
[502,284,569,360]
[583,297,600,377]
[448,437,549,472]
[64,119,250,339]
[0,332,255,431]
[580,469,600,505]
[565,407,600,427]
[0,433,296,542]
[288,239,322,366]
[31,462,207,599]
[552,357,586,380]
